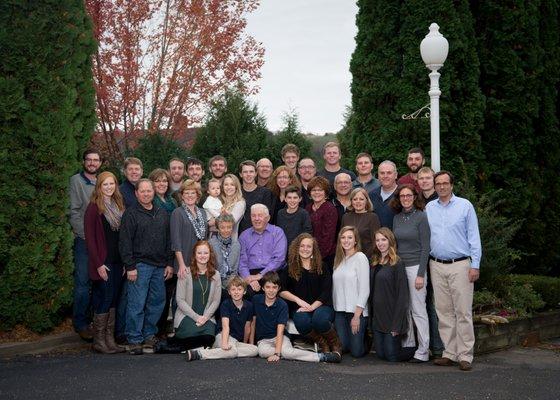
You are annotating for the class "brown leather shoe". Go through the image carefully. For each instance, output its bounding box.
[77,326,93,342]
[459,360,472,371]
[433,357,456,366]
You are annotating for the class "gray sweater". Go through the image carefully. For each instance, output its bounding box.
[392,208,431,276]
[174,270,221,328]
[69,172,95,239]
[170,206,209,272]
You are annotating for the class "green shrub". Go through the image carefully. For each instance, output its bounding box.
[473,289,500,314]
[0,0,96,331]
[509,274,560,309]
[501,283,545,318]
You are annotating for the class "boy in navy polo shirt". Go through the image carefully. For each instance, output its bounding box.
[187,276,258,361]
[254,272,340,363]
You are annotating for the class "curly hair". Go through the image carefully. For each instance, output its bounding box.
[189,240,218,281]
[390,183,425,212]
[287,233,323,281]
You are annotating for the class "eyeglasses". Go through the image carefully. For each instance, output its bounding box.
[435,182,451,187]
[299,165,315,169]
[399,194,414,199]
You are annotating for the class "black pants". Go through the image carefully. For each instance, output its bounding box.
[157,335,215,353]
[157,275,177,336]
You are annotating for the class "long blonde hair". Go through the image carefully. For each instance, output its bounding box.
[221,174,243,210]
[371,227,400,266]
[90,171,125,213]
[333,226,362,269]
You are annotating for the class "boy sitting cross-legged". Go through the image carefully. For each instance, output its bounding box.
[187,276,258,361]
[254,271,341,363]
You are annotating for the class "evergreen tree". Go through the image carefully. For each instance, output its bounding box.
[0,0,96,331]
[346,0,484,178]
[267,110,313,166]
[473,0,559,275]
[192,89,270,171]
[130,134,191,176]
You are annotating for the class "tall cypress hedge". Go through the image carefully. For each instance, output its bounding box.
[0,0,96,331]
[347,0,484,178]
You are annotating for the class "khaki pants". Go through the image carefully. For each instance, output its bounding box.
[429,258,475,363]
[198,333,258,360]
[258,336,319,363]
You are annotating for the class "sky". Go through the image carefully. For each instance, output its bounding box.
[245,1,358,135]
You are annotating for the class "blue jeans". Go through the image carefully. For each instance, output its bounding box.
[373,330,416,362]
[125,263,165,344]
[292,305,334,335]
[91,263,123,314]
[334,312,367,358]
[72,237,91,331]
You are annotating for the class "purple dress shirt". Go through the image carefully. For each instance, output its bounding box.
[238,223,287,278]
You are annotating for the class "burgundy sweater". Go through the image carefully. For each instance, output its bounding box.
[84,202,109,281]
[306,201,338,258]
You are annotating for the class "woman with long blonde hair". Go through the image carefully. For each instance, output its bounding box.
[279,233,342,355]
[331,226,370,358]
[369,228,415,362]
[220,174,245,239]
[84,171,125,354]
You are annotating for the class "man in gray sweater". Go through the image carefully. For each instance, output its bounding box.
[69,148,102,341]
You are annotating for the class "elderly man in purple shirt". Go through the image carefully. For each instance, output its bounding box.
[238,203,287,294]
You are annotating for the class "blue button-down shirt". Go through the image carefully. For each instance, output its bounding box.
[426,194,482,268]
[238,223,287,277]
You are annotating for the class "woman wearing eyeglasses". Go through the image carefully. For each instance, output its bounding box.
[391,184,431,363]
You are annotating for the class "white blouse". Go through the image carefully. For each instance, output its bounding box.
[332,251,370,317]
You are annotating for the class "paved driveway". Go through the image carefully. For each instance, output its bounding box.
[1,346,559,400]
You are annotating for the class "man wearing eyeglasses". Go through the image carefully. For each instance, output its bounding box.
[69,148,102,341]
[426,170,481,372]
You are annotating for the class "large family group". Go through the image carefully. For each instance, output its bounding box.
[69,141,481,371]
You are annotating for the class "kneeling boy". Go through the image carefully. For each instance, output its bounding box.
[187,276,258,361]
[255,272,340,363]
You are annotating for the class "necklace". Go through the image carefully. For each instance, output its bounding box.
[198,273,209,303]
[402,208,417,222]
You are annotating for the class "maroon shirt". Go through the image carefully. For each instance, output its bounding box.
[397,173,421,193]
[306,201,338,258]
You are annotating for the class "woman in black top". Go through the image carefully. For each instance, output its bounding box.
[369,228,415,362]
[280,233,342,355]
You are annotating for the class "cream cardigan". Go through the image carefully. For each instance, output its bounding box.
[174,270,222,328]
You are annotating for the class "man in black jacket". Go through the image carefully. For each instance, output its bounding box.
[119,179,174,355]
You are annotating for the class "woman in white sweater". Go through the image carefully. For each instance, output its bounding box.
[332,226,370,358]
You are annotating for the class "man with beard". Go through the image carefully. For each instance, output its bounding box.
[168,158,186,193]
[397,148,425,193]
[69,148,102,341]
[120,157,143,208]
[297,158,317,209]
[208,155,228,181]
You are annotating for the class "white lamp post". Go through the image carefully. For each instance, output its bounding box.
[420,23,448,172]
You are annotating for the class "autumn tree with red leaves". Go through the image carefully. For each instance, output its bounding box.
[85,0,264,164]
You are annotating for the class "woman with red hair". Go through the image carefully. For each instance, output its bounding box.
[84,171,125,354]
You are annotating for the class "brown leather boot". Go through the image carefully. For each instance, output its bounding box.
[106,308,125,353]
[307,330,330,353]
[323,327,342,355]
[92,313,116,354]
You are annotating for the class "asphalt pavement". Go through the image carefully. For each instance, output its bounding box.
[1,345,559,400]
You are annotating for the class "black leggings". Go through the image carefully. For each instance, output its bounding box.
[159,335,215,353]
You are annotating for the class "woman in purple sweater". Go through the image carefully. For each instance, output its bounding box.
[84,171,126,354]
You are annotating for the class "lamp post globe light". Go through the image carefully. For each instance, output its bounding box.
[420,23,448,172]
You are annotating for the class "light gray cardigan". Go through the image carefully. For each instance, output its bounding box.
[174,270,221,329]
